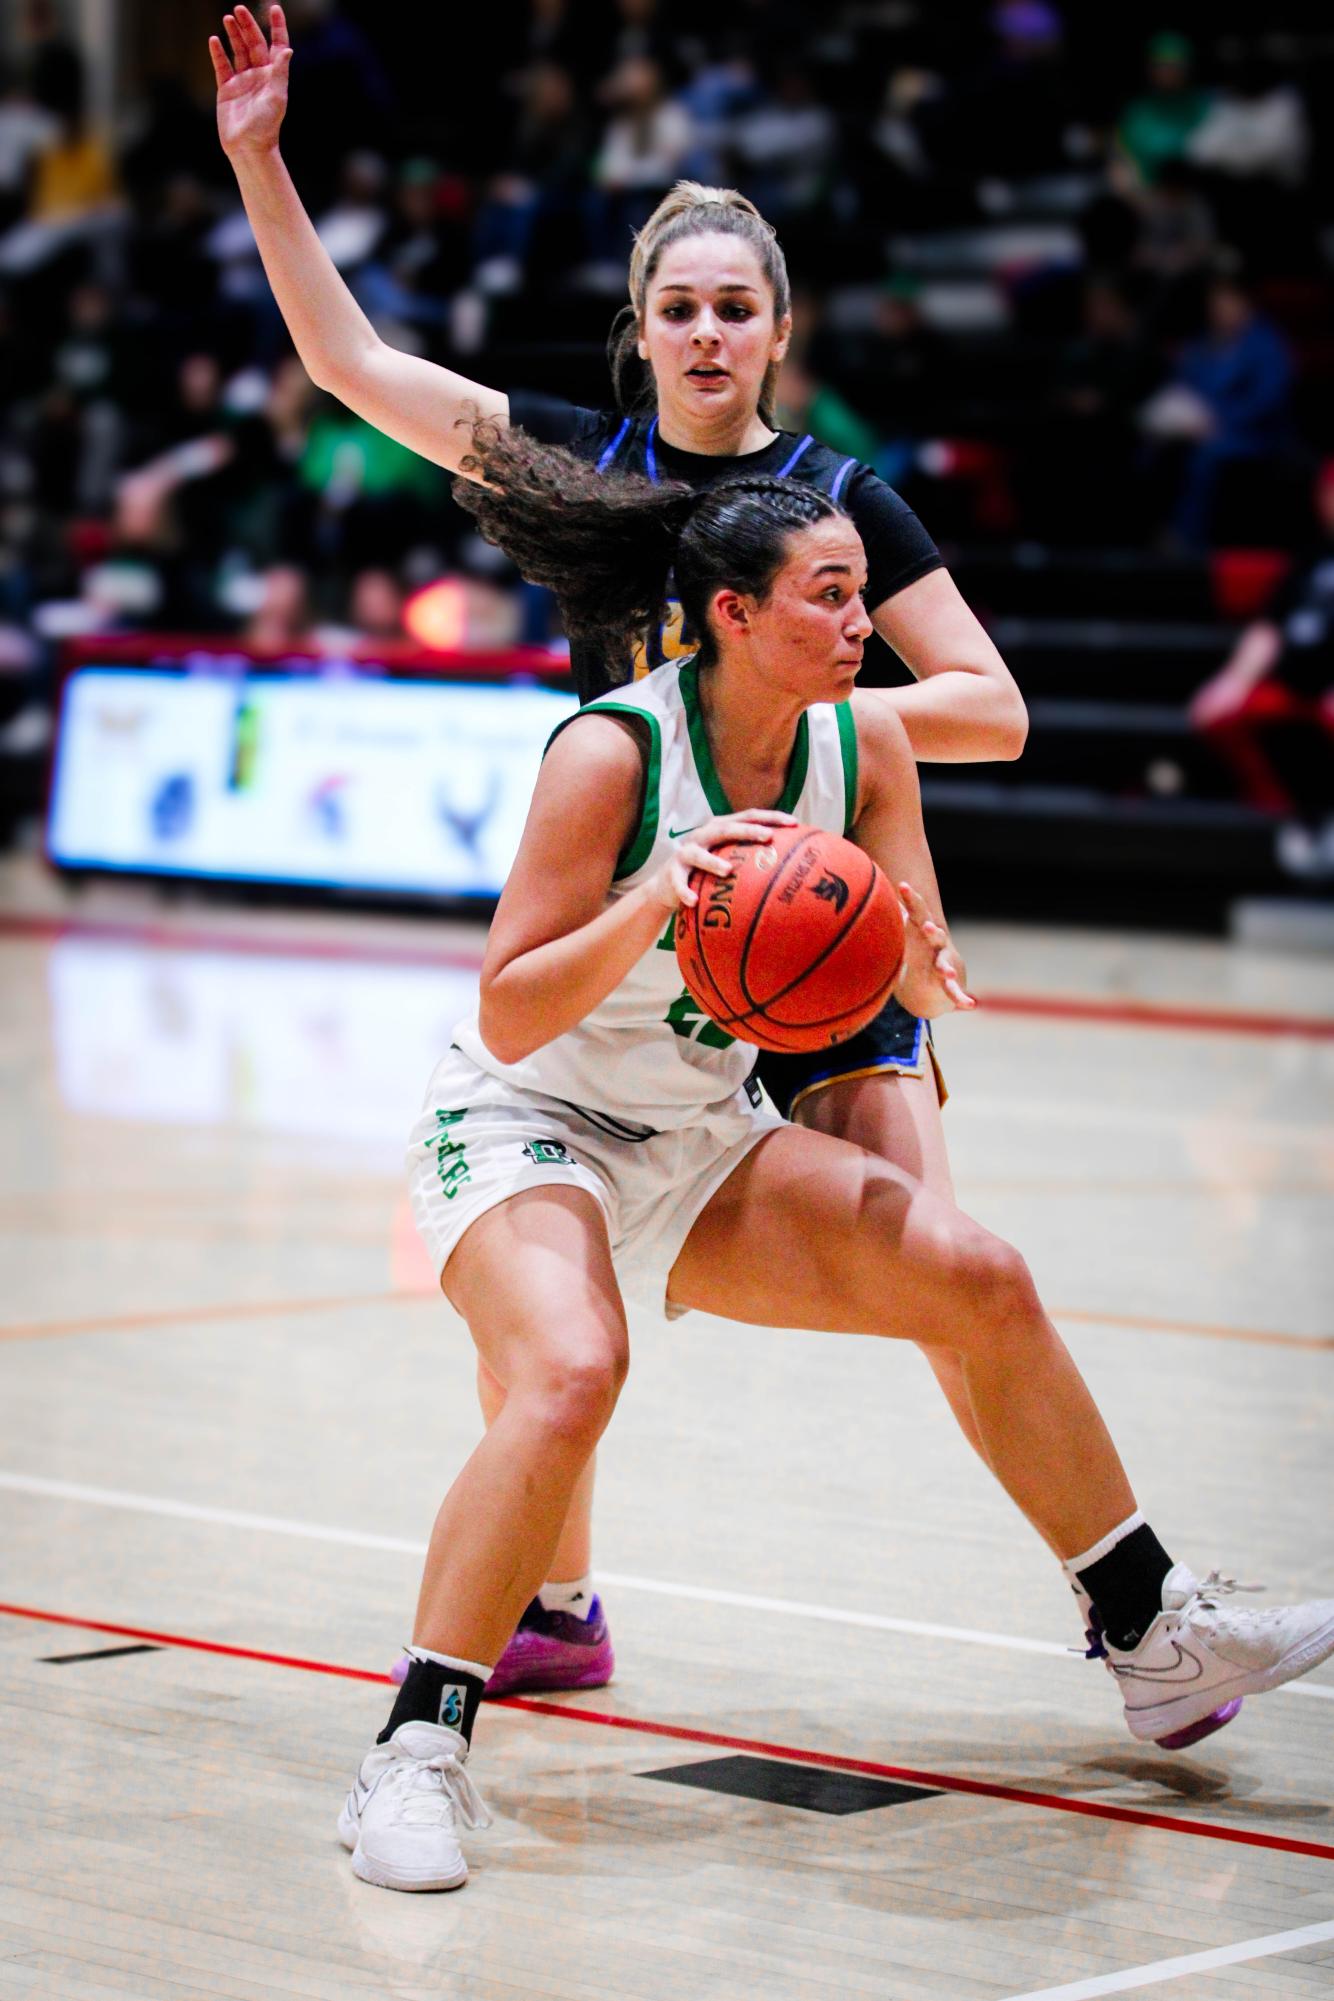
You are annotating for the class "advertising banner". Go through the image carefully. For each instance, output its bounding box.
[48,666,578,899]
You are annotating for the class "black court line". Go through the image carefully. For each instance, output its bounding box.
[41,1642,165,1665]
[643,1753,942,1815]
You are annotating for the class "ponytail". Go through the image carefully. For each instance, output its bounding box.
[456,420,693,664]
[455,419,843,679]
[607,181,792,425]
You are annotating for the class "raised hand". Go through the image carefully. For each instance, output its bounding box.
[210,4,293,159]
[896,880,976,1016]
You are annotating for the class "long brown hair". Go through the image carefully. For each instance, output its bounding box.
[455,420,841,674]
[606,181,792,426]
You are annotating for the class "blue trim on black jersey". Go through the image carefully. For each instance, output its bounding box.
[830,456,856,503]
[590,418,872,676]
[598,419,835,496]
[596,417,632,473]
[776,433,815,478]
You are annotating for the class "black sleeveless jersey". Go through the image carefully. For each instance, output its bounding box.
[506,392,943,704]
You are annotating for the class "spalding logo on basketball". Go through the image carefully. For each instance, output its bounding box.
[674,823,906,1053]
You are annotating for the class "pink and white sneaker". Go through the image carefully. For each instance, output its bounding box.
[390,1595,614,1700]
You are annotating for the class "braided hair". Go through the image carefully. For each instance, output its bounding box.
[455,421,844,675]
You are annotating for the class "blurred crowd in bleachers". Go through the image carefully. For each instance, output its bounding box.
[1,0,1332,853]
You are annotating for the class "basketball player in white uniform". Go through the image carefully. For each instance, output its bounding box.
[328,426,1334,1893]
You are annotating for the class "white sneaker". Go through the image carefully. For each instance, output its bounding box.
[337,1720,491,1892]
[1107,1564,1334,1744]
[1068,1576,1243,1751]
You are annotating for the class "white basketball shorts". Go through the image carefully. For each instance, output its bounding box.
[406,1046,784,1317]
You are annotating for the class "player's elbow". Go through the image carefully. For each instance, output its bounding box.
[477,979,550,1067]
[304,362,341,399]
[477,998,533,1068]
[305,332,383,403]
[478,1022,534,1068]
[297,343,349,398]
[992,685,1029,760]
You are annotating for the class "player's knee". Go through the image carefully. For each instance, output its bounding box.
[907,1218,1039,1353]
[964,1233,1041,1345]
[536,1341,628,1448]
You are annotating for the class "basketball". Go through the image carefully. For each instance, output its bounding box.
[674,824,905,1053]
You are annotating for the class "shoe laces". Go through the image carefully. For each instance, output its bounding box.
[384,1750,493,1831]
[1181,1569,1265,1629]
[1072,1573,1264,1657]
[1197,1569,1263,1601]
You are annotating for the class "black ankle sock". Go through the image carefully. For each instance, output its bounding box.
[378,1656,486,1748]
[1077,1522,1175,1652]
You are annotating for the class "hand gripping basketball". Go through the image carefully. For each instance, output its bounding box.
[645,809,798,915]
[674,823,908,1054]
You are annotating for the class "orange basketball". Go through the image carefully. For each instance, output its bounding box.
[674,824,905,1054]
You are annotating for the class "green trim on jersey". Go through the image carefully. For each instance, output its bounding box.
[836,700,859,834]
[678,658,811,819]
[546,701,663,880]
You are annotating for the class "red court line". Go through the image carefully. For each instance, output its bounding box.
[973,991,1334,1041]
[0,912,485,976]
[0,1602,389,1685]
[0,1289,423,1344]
[3,912,1332,1041]
[4,1600,1331,1864]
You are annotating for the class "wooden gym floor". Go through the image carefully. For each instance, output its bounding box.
[1,858,1331,2001]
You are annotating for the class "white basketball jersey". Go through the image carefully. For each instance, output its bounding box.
[453,658,859,1130]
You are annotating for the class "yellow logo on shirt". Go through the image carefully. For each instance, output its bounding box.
[632,598,699,680]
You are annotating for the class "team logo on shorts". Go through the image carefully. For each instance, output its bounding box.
[523,1139,574,1167]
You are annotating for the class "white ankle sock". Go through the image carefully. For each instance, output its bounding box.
[406,1645,493,1678]
[1062,1509,1145,1579]
[538,1575,595,1620]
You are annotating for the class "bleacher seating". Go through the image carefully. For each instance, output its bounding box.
[4,3,1332,921]
[867,553,1291,922]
